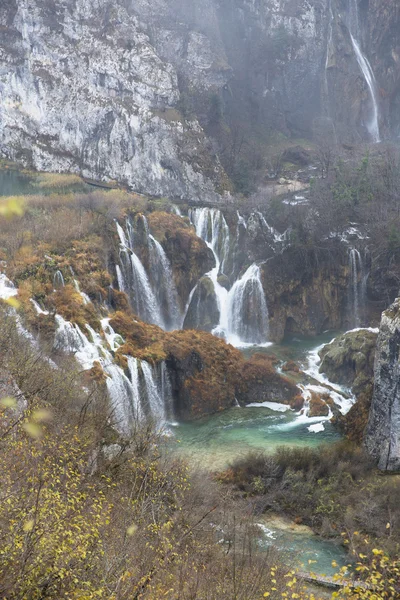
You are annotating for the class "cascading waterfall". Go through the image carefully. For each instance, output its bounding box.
[141,361,167,423]
[53,270,65,289]
[116,221,164,328]
[325,2,333,109]
[116,218,181,330]
[160,361,174,421]
[148,233,181,329]
[188,207,270,346]
[348,0,380,143]
[53,314,174,433]
[226,264,269,345]
[348,248,367,327]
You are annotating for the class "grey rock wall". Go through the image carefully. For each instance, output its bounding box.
[365,299,400,471]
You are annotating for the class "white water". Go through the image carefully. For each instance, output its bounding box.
[141,361,166,422]
[348,1,380,142]
[116,218,181,330]
[323,0,334,118]
[225,264,270,346]
[188,208,270,347]
[148,233,181,329]
[0,274,18,299]
[53,270,65,289]
[348,247,368,328]
[53,313,172,433]
[30,299,49,315]
[302,340,356,416]
[116,221,164,328]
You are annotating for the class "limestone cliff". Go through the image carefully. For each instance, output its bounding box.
[0,0,228,201]
[365,299,400,471]
[1,0,399,198]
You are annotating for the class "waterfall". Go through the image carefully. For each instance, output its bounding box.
[53,270,65,289]
[116,218,181,330]
[141,361,166,422]
[0,274,18,300]
[226,264,269,345]
[148,234,181,329]
[323,0,335,120]
[187,208,270,346]
[348,248,368,327]
[189,207,230,273]
[160,361,174,421]
[53,313,174,431]
[348,0,380,143]
[126,357,144,422]
[116,220,164,328]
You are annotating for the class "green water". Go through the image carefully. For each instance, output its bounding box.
[243,330,341,367]
[169,332,348,578]
[0,167,92,196]
[170,406,340,471]
[0,168,34,196]
[257,518,348,578]
[170,332,342,471]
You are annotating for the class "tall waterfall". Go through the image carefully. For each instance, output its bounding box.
[227,264,269,345]
[148,234,181,330]
[323,0,334,118]
[348,0,380,143]
[188,208,270,346]
[116,218,181,330]
[348,248,367,328]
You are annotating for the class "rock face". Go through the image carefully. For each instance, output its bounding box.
[262,247,349,342]
[365,299,400,471]
[1,0,399,195]
[0,0,228,201]
[319,328,377,397]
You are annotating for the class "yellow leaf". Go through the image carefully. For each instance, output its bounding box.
[4,297,20,309]
[32,409,52,423]
[22,422,42,439]
[127,523,137,536]
[0,397,17,408]
[23,519,34,532]
[386,522,391,529]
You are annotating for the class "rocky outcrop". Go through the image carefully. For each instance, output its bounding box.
[236,354,300,407]
[319,328,377,397]
[365,299,400,471]
[146,211,215,306]
[183,276,219,333]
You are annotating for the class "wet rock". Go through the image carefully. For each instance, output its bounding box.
[236,354,299,406]
[308,391,330,417]
[217,274,230,290]
[183,276,219,332]
[319,329,377,397]
[365,299,400,471]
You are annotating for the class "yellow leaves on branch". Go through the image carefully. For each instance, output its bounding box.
[0,421,111,599]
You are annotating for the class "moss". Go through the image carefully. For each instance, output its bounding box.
[51,285,101,331]
[308,391,330,417]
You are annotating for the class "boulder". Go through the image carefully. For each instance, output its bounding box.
[319,328,377,397]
